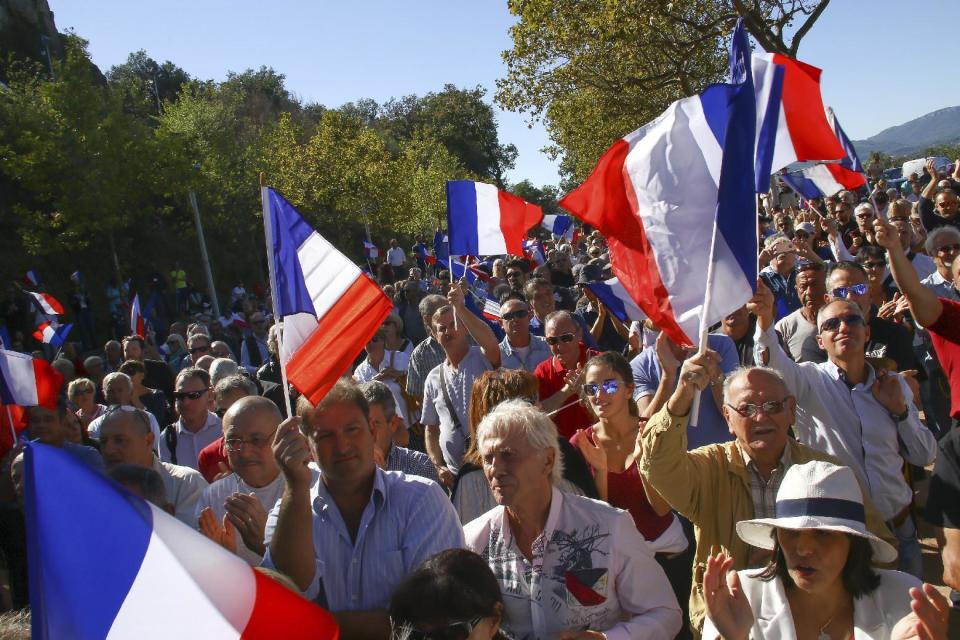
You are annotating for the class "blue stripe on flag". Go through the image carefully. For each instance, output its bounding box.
[755,65,785,191]
[781,171,824,199]
[267,188,318,317]
[833,115,863,173]
[446,181,480,256]
[25,443,154,639]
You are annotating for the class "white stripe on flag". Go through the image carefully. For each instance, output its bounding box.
[0,349,38,406]
[298,232,363,319]
[474,182,508,255]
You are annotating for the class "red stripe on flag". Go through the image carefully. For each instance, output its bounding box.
[770,54,844,162]
[825,163,866,190]
[241,569,339,639]
[497,191,543,256]
[286,275,393,406]
[33,359,63,410]
[559,139,691,345]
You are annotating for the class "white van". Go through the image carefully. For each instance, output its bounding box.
[902,156,952,181]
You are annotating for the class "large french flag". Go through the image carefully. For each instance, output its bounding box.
[447,180,543,256]
[263,188,392,406]
[27,291,64,316]
[560,21,763,347]
[584,278,647,324]
[780,109,867,198]
[24,442,339,639]
[33,321,73,347]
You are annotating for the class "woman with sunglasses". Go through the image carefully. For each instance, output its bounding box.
[389,549,508,640]
[856,246,896,308]
[703,461,949,640]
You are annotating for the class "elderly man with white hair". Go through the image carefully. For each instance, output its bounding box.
[921,226,960,300]
[464,399,681,640]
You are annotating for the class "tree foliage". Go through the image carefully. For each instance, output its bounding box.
[497,0,830,182]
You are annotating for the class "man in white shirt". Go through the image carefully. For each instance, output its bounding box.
[196,396,285,565]
[497,293,551,372]
[422,283,501,488]
[752,282,936,578]
[465,399,681,640]
[99,406,207,526]
[921,227,960,300]
[386,239,406,269]
[159,368,222,469]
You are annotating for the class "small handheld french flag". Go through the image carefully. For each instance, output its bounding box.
[541,214,574,240]
[23,270,40,288]
[584,278,647,324]
[446,180,543,257]
[26,291,64,316]
[130,294,145,338]
[481,292,501,322]
[363,240,380,259]
[33,322,73,348]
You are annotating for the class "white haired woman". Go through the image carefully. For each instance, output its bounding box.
[703,460,949,640]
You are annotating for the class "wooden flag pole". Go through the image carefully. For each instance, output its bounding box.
[260,173,294,420]
[689,212,721,427]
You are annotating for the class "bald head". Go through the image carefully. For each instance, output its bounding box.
[223,395,282,430]
[222,395,282,487]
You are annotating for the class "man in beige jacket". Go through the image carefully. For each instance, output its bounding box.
[639,353,895,636]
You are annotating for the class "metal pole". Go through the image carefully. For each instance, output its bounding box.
[188,190,220,318]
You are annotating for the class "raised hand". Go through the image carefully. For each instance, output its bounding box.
[872,369,908,417]
[573,429,608,472]
[891,584,949,640]
[704,553,754,640]
[873,217,901,251]
[272,416,313,490]
[224,492,269,556]
[654,331,681,378]
[199,506,238,553]
[746,279,775,330]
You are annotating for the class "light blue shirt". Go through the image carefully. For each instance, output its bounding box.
[262,466,463,610]
[499,334,551,372]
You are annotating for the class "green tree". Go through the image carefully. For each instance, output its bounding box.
[107,50,191,118]
[510,180,561,215]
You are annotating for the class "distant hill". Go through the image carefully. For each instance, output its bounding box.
[853,106,960,158]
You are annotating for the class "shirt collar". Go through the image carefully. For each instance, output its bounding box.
[552,344,587,373]
[823,359,876,388]
[736,441,791,475]
[500,486,563,550]
[177,411,220,434]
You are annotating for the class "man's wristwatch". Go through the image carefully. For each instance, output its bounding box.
[888,407,909,423]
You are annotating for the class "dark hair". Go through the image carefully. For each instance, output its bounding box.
[117,359,146,378]
[175,366,211,389]
[499,290,526,305]
[757,529,881,598]
[297,378,369,423]
[855,246,886,263]
[583,351,638,417]
[389,549,504,636]
[825,260,867,282]
[121,335,145,349]
[504,258,530,274]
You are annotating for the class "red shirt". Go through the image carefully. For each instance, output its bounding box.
[929,297,960,418]
[197,436,229,483]
[573,426,673,541]
[534,345,597,440]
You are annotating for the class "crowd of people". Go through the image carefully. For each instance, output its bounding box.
[1,158,960,639]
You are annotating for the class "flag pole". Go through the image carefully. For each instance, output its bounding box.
[690,215,721,427]
[450,254,458,331]
[5,405,16,448]
[260,174,294,420]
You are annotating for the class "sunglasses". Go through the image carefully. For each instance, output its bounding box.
[393,617,481,640]
[862,260,886,269]
[937,243,960,254]
[582,379,620,397]
[173,388,209,401]
[819,313,865,333]
[545,332,576,346]
[725,398,789,418]
[830,283,868,299]
[501,309,529,321]
[188,345,211,355]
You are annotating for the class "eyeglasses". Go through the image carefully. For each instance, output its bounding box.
[862,260,886,269]
[225,429,278,452]
[545,333,576,346]
[937,201,959,208]
[369,335,383,343]
[726,398,789,418]
[854,212,874,219]
[830,283,868,299]
[391,617,482,640]
[501,309,529,321]
[889,217,911,226]
[937,243,960,254]
[582,379,621,397]
[819,313,865,333]
[173,388,209,401]
[188,345,211,355]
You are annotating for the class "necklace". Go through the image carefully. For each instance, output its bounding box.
[816,604,848,640]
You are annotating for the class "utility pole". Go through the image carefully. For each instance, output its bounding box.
[188,189,220,318]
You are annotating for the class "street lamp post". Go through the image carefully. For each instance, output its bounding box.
[187,164,220,318]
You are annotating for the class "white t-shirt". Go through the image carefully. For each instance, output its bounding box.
[386,247,406,267]
[353,349,411,426]
[195,472,285,565]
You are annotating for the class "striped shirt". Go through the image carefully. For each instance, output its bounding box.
[405,337,445,399]
[738,442,791,520]
[386,445,440,484]
[262,466,463,610]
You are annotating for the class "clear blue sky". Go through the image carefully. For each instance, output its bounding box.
[53,1,960,188]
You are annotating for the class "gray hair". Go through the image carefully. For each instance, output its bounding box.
[187,332,211,349]
[102,405,152,436]
[209,358,239,387]
[722,366,790,405]
[213,374,257,401]
[543,310,578,333]
[102,371,132,394]
[83,355,103,370]
[475,399,564,485]
[51,358,75,378]
[267,322,283,358]
[108,464,168,508]
[165,334,186,353]
[815,298,863,332]
[358,380,396,416]
[925,226,960,255]
[418,294,447,320]
[854,202,875,218]
[763,232,789,249]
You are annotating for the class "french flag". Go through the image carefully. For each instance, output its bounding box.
[23,270,40,288]
[33,321,73,348]
[363,240,380,259]
[541,214,574,240]
[481,292,501,322]
[130,294,145,338]
[523,239,546,265]
[780,109,866,198]
[446,180,543,257]
[584,278,647,324]
[0,349,63,409]
[262,188,392,405]
[23,442,339,639]
[560,21,763,347]
[27,291,64,316]
[753,52,845,179]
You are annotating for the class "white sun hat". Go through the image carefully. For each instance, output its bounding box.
[735,460,897,564]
